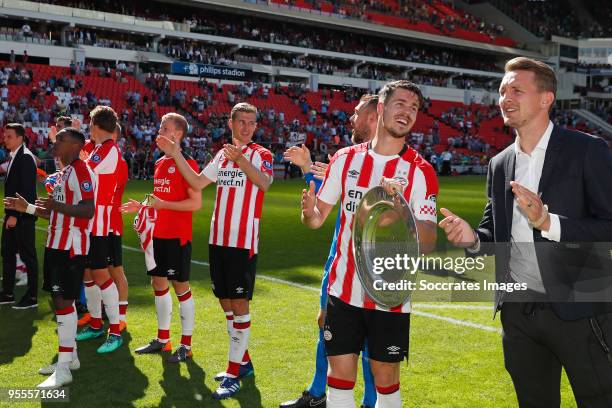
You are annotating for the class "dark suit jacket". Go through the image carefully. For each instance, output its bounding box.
[473,125,612,320]
[4,144,38,221]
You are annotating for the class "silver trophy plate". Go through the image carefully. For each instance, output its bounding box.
[353,186,420,309]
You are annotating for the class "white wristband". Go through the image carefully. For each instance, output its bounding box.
[26,204,36,215]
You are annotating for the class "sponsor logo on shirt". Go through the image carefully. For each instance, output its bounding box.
[154,177,171,194]
[347,169,360,178]
[345,188,364,213]
[168,166,176,174]
[218,169,246,187]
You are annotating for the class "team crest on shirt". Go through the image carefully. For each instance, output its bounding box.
[81,181,92,192]
[262,160,272,170]
[323,330,332,341]
[168,166,176,174]
[392,177,408,186]
[91,154,101,163]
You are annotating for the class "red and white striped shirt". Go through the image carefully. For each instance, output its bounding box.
[109,157,128,236]
[83,139,95,155]
[86,139,120,236]
[202,143,273,256]
[46,159,96,256]
[317,143,439,313]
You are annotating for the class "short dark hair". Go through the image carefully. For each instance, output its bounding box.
[90,105,118,133]
[230,102,258,121]
[57,127,85,145]
[359,94,379,111]
[55,116,72,128]
[4,123,25,139]
[378,80,424,108]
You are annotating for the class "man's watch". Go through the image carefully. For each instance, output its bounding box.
[467,231,480,253]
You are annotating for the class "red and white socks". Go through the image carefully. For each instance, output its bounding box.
[119,301,128,323]
[154,287,172,344]
[99,279,120,336]
[225,311,234,335]
[177,289,194,349]
[225,313,251,378]
[375,383,401,408]
[225,311,251,365]
[56,305,78,369]
[84,280,102,330]
[327,377,356,408]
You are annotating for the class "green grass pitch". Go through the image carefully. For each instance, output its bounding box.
[0,176,575,407]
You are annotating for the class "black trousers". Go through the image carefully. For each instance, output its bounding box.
[501,302,612,408]
[1,216,38,299]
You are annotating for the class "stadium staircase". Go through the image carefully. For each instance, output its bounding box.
[572,109,612,137]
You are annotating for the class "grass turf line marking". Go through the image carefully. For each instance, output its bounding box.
[29,225,499,333]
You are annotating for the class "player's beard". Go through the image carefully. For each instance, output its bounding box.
[383,119,411,140]
[381,107,413,140]
[351,126,368,144]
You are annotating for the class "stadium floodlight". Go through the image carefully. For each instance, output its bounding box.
[353,186,420,309]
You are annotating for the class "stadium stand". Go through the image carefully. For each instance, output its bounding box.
[490,0,612,39]
[0,0,610,179]
[2,57,608,182]
[265,0,517,47]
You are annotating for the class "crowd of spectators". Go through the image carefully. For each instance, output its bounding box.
[551,108,609,138]
[2,59,609,181]
[273,0,507,41]
[591,105,612,125]
[499,0,611,39]
[37,0,511,45]
[26,0,504,73]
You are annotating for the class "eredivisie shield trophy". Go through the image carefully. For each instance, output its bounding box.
[352,186,420,309]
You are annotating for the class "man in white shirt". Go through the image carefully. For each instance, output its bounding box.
[440,57,612,407]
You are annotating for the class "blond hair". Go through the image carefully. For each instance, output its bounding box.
[161,112,189,137]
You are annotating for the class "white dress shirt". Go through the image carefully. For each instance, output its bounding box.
[509,121,561,293]
[6,145,19,176]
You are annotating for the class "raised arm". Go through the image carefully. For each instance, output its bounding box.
[156,135,214,191]
[301,181,335,229]
[224,143,272,192]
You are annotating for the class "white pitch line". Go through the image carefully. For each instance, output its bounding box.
[412,310,501,334]
[30,225,500,333]
[413,304,491,311]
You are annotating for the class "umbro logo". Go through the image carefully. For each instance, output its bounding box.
[167,269,175,276]
[235,287,244,294]
[52,285,60,292]
[387,345,400,354]
[347,169,360,178]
